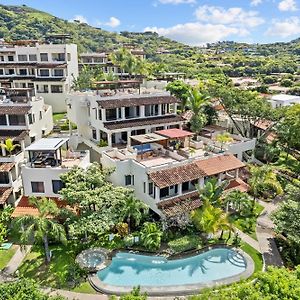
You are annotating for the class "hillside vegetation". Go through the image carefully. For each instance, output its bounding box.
[0,4,191,55]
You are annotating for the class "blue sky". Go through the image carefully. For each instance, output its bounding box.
[2,0,300,45]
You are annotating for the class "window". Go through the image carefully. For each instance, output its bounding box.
[54,69,64,77]
[8,115,26,126]
[145,104,159,117]
[0,56,4,61]
[0,172,9,184]
[51,85,63,93]
[67,53,71,61]
[18,55,27,62]
[0,115,7,125]
[92,129,97,140]
[39,111,42,120]
[31,181,45,193]
[143,182,146,193]
[8,69,14,75]
[38,85,48,93]
[30,136,35,143]
[40,53,48,62]
[125,175,134,186]
[52,53,65,61]
[106,108,117,121]
[8,56,14,62]
[0,69,3,75]
[148,182,154,196]
[28,113,33,125]
[98,109,102,120]
[39,69,50,77]
[19,69,27,75]
[52,180,64,194]
[29,54,37,61]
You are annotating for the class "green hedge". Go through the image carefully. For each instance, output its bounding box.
[168,235,202,253]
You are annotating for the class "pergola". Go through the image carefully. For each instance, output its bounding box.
[130,133,167,155]
[155,128,194,149]
[93,80,142,93]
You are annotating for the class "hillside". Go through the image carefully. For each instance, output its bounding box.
[0,4,192,55]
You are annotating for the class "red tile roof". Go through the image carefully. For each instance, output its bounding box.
[149,163,206,188]
[196,154,245,176]
[11,196,73,218]
[0,106,31,115]
[224,178,250,193]
[104,115,183,130]
[155,128,194,139]
[98,94,179,109]
[0,187,12,205]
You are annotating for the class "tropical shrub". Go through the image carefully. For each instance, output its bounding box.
[140,222,162,251]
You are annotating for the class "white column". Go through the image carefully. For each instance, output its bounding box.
[158,104,162,116]
[155,186,160,202]
[121,107,126,120]
[101,109,106,121]
[140,105,145,118]
[107,133,112,147]
[235,169,239,179]
[5,115,9,126]
[127,130,131,146]
[218,173,222,184]
[178,184,182,196]
[199,178,204,188]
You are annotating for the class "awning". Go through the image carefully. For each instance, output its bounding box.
[131,133,167,144]
[155,128,194,139]
[0,188,12,205]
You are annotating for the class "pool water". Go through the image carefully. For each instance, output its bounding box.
[97,248,247,287]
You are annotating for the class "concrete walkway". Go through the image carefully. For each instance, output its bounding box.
[234,227,261,252]
[256,200,284,267]
[43,288,108,300]
[2,245,31,275]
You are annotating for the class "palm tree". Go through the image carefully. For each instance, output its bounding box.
[14,197,66,263]
[140,222,162,251]
[224,190,252,216]
[187,88,210,135]
[248,165,283,207]
[197,178,227,207]
[215,132,233,151]
[121,195,149,232]
[191,200,232,240]
[109,48,131,79]
[1,138,20,156]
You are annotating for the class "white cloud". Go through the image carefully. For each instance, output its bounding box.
[250,0,263,6]
[158,0,196,4]
[266,17,300,37]
[96,17,121,28]
[105,17,121,28]
[278,0,297,11]
[71,15,88,24]
[144,22,249,46]
[195,5,264,27]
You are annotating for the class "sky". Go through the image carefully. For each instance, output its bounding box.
[1,0,300,45]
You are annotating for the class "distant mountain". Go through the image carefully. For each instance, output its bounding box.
[0,4,193,56]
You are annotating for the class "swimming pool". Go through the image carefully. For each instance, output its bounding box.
[90,247,254,295]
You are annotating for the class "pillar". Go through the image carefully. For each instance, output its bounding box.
[107,133,112,147]
[121,107,125,120]
[140,105,145,118]
[155,186,160,202]
[127,130,131,146]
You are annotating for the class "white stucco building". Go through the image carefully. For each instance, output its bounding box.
[0,40,78,113]
[268,94,300,108]
[0,87,53,207]
[67,89,184,149]
[21,137,90,198]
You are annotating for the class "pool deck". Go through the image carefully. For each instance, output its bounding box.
[89,247,255,296]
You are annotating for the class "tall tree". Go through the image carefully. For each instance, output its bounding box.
[14,197,66,263]
[166,80,191,111]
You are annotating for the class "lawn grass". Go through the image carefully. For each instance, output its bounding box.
[240,241,263,274]
[52,113,66,124]
[0,246,17,270]
[72,282,97,294]
[18,244,92,293]
[229,203,265,241]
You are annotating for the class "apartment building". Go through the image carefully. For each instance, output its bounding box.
[0,87,53,207]
[0,40,78,113]
[101,129,249,218]
[67,89,184,149]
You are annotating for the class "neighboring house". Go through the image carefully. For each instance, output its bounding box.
[268,94,300,108]
[79,48,145,76]
[0,87,53,207]
[67,90,183,149]
[0,40,78,113]
[21,137,90,198]
[101,128,249,218]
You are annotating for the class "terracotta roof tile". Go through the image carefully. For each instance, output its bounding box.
[0,163,14,172]
[155,128,194,139]
[0,187,12,204]
[98,94,179,109]
[149,163,206,189]
[11,196,73,218]
[0,106,31,115]
[104,115,183,130]
[224,178,250,193]
[196,154,245,176]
